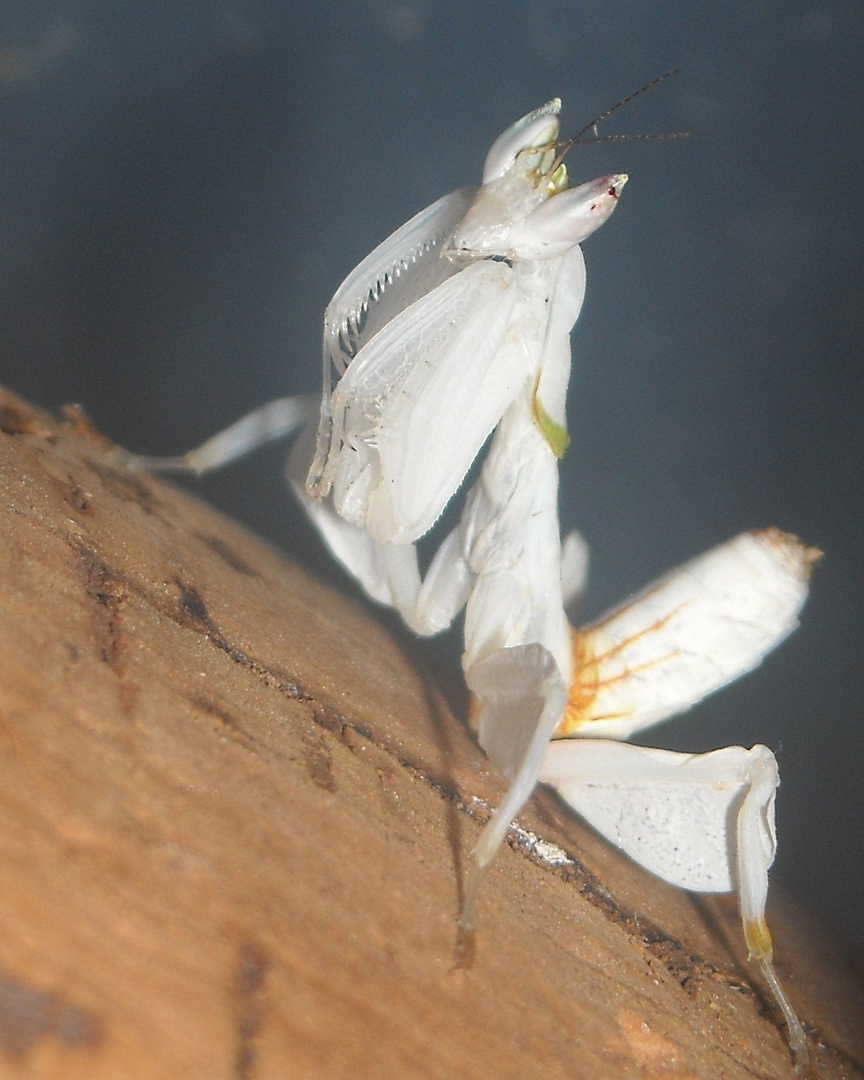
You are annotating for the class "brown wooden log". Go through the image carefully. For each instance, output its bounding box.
[0,383,860,1080]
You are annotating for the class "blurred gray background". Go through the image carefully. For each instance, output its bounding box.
[1,2,862,956]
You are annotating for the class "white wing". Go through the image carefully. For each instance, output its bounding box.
[558,529,817,740]
[308,187,477,498]
[324,187,478,374]
[329,258,528,543]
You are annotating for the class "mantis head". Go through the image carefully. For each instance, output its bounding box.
[449,100,627,262]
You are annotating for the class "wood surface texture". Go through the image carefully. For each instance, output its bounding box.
[0,384,860,1080]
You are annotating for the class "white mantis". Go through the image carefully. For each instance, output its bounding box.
[126,98,815,1068]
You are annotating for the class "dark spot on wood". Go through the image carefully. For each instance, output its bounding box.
[301,726,337,792]
[198,534,256,577]
[77,547,126,668]
[233,942,270,1080]
[214,638,254,666]
[189,695,260,753]
[238,943,268,998]
[64,485,94,513]
[644,935,700,992]
[176,582,215,633]
[310,705,348,740]
[195,697,241,732]
[64,642,84,662]
[0,969,102,1061]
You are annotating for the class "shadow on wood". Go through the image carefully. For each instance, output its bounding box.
[0,385,860,1079]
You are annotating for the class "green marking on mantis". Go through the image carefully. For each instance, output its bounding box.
[533,391,570,458]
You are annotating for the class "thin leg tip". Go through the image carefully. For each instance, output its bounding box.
[453,922,476,971]
[756,955,809,1073]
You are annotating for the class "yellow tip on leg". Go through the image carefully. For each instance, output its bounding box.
[744,916,774,960]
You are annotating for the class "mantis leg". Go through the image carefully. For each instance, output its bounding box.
[122,396,317,474]
[539,739,808,1069]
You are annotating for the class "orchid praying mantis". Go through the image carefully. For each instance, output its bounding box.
[125,98,815,1068]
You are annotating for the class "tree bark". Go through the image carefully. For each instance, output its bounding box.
[0,384,860,1080]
